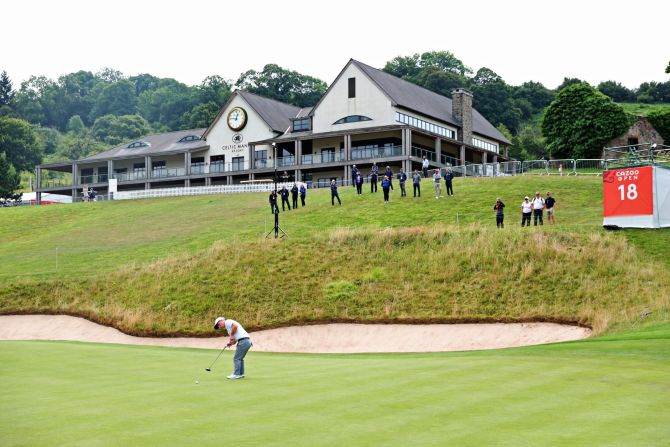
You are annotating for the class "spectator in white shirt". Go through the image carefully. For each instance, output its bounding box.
[531,191,545,226]
[521,196,532,227]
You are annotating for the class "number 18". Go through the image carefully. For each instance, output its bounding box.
[618,184,638,200]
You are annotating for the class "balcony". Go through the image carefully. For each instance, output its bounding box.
[276,156,296,167]
[41,177,72,188]
[113,171,146,182]
[79,174,109,184]
[151,167,186,178]
[301,152,345,165]
[352,145,402,160]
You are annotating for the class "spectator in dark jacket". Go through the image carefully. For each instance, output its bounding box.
[444,169,454,196]
[355,174,363,195]
[291,184,299,208]
[331,180,341,206]
[398,168,407,197]
[351,165,359,187]
[493,198,505,228]
[280,186,291,211]
[381,175,391,204]
[412,170,421,197]
[269,190,279,214]
[299,184,307,207]
[384,166,394,190]
[370,162,379,193]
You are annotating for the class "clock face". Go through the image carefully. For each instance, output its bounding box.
[227,107,248,131]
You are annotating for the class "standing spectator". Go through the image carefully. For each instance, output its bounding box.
[493,198,505,228]
[280,185,291,211]
[370,162,379,193]
[281,171,290,182]
[384,166,394,190]
[545,191,556,224]
[412,169,421,198]
[299,184,307,207]
[433,169,442,199]
[381,175,391,204]
[291,183,299,209]
[531,191,545,226]
[351,165,359,187]
[82,186,90,203]
[422,156,429,178]
[269,190,279,214]
[521,196,532,227]
[444,168,454,196]
[89,188,97,202]
[355,173,363,195]
[331,179,341,206]
[398,168,407,197]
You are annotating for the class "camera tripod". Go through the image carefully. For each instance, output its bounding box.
[265,205,288,239]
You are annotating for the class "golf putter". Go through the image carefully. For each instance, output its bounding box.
[205,346,228,371]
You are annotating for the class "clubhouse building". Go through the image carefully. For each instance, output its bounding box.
[35,59,511,202]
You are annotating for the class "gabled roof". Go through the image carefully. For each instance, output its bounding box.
[321,59,510,145]
[238,91,302,133]
[80,128,207,161]
[203,90,302,138]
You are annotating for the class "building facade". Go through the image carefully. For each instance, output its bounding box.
[35,59,511,202]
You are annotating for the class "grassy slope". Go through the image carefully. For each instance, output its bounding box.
[1,176,669,334]
[1,323,668,447]
[618,102,670,117]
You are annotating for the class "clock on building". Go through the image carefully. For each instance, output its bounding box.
[227,107,248,131]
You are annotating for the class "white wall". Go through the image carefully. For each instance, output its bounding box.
[311,63,394,133]
[205,94,275,167]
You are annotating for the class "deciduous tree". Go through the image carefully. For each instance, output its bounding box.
[0,117,42,172]
[541,83,630,159]
[235,64,327,107]
[0,151,21,200]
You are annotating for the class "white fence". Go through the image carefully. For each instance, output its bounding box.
[113,183,303,201]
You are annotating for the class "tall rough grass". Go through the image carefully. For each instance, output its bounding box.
[2,223,668,336]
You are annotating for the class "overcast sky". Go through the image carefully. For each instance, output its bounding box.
[2,0,668,90]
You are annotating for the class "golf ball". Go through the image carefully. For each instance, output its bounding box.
[195,380,199,384]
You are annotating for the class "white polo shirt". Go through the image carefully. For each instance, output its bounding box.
[521,201,532,213]
[223,319,250,340]
[532,197,545,210]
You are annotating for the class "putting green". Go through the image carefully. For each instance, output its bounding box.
[1,324,669,446]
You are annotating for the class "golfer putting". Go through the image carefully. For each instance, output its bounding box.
[213,316,252,379]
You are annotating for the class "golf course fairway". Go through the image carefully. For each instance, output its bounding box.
[1,323,668,446]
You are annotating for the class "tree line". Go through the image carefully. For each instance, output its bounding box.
[1,52,669,199]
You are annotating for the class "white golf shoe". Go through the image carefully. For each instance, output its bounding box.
[227,374,242,379]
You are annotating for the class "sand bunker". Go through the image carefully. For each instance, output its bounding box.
[0,315,590,353]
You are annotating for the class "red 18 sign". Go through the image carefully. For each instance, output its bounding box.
[603,166,653,217]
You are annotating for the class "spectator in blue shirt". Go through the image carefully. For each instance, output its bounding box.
[331,180,341,206]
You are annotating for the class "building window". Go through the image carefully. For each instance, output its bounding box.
[292,118,311,132]
[232,156,245,171]
[333,115,372,125]
[178,135,201,143]
[348,77,356,98]
[395,112,455,139]
[127,141,149,149]
[472,137,499,154]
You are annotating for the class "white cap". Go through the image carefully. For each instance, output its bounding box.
[214,317,225,329]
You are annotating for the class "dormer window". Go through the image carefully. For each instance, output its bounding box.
[178,135,201,143]
[333,115,372,125]
[127,141,150,149]
[292,117,311,132]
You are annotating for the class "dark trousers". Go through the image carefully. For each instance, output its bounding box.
[383,187,390,202]
[300,195,306,207]
[533,209,543,226]
[413,183,420,197]
[496,216,504,228]
[446,182,453,196]
[270,203,279,214]
[423,167,428,178]
[400,182,406,196]
[522,212,532,227]
[371,180,377,192]
[356,184,362,194]
[332,193,341,206]
[282,198,290,211]
[292,195,298,208]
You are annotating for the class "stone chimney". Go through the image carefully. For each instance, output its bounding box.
[451,88,473,145]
